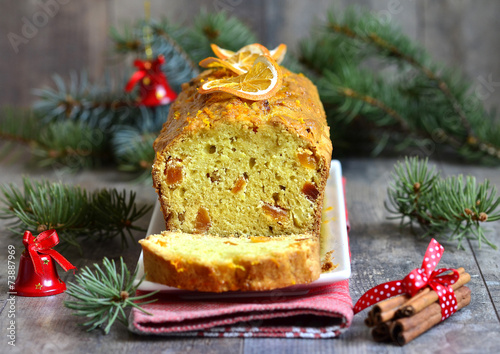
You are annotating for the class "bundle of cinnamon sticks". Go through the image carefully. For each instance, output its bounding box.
[364,267,472,345]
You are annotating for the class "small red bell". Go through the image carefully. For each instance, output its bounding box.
[14,252,66,297]
[137,79,177,106]
[125,55,177,107]
[13,230,76,297]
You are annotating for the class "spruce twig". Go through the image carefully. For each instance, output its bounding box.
[64,257,158,334]
[2,12,257,175]
[0,177,152,250]
[304,6,500,163]
[0,108,108,169]
[385,157,500,249]
[327,12,474,139]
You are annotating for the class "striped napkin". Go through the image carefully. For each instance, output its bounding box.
[129,280,352,338]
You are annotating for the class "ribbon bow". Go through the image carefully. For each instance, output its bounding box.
[23,230,76,276]
[354,239,460,321]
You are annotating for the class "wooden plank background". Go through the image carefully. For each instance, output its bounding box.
[1,0,500,116]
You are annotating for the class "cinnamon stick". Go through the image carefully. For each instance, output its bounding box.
[391,286,471,345]
[364,314,375,327]
[365,268,468,327]
[372,294,409,316]
[396,269,470,318]
[371,321,393,342]
[394,267,465,318]
[371,294,409,325]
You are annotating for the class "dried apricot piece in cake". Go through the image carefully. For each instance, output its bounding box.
[297,149,318,169]
[302,182,320,201]
[194,206,211,233]
[262,202,288,224]
[164,158,184,186]
[198,55,283,101]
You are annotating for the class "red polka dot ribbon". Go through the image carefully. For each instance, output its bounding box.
[354,239,460,321]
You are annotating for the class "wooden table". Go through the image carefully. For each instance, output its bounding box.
[1,157,499,353]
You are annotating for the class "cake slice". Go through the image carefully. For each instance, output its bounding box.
[140,231,320,292]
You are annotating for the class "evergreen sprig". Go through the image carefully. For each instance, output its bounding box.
[0,177,152,249]
[0,109,107,170]
[5,7,500,171]
[385,157,500,249]
[1,12,257,176]
[186,10,258,63]
[64,257,158,334]
[301,6,500,163]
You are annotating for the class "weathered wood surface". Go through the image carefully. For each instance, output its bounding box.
[0,156,499,353]
[2,0,500,113]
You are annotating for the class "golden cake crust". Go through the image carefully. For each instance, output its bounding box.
[139,232,321,292]
[153,67,332,164]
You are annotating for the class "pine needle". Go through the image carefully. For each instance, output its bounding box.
[0,177,152,250]
[385,157,499,249]
[302,6,500,163]
[64,257,158,334]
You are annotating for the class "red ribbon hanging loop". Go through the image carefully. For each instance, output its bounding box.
[354,239,460,321]
[23,230,76,276]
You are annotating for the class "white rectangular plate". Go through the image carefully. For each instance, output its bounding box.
[133,160,350,298]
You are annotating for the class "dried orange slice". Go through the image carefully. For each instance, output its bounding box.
[210,43,287,64]
[199,51,261,75]
[198,55,282,101]
[201,43,271,75]
[210,43,270,60]
[210,44,234,59]
[269,44,287,64]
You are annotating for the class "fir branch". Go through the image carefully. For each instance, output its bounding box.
[0,178,152,250]
[305,6,500,163]
[322,69,409,130]
[112,128,156,176]
[186,10,258,63]
[91,189,152,247]
[299,33,361,78]
[385,157,500,249]
[32,72,136,130]
[1,109,108,170]
[33,120,108,169]
[64,257,157,334]
[150,20,199,73]
[0,108,37,145]
[110,12,257,92]
[111,19,199,92]
[30,72,169,172]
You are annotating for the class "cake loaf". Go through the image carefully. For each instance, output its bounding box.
[152,67,332,238]
[140,232,320,292]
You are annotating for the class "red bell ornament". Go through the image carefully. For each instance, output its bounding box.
[125,55,177,106]
[14,230,76,297]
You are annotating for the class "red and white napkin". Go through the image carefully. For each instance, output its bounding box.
[129,280,352,338]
